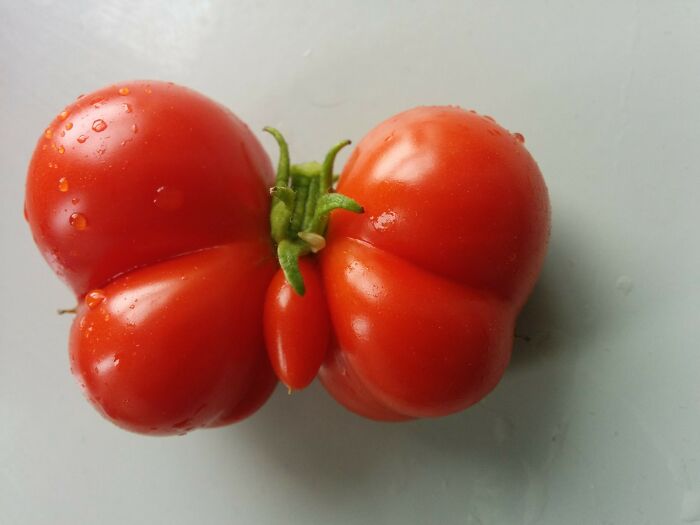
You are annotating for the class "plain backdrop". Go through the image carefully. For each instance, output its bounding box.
[1,1,699,524]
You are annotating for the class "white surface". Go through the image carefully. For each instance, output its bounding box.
[1,1,699,524]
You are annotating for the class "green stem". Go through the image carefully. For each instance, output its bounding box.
[321,140,351,194]
[288,168,311,236]
[264,128,363,295]
[277,240,308,295]
[304,178,320,231]
[309,193,363,234]
[265,128,293,243]
[263,127,290,188]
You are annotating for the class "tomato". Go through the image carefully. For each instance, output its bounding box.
[264,259,330,390]
[26,81,277,434]
[28,85,549,431]
[265,107,550,420]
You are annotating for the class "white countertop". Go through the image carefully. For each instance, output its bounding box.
[1,1,699,524]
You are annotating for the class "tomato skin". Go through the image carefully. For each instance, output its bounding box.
[319,335,412,422]
[320,107,550,419]
[320,238,513,418]
[26,81,272,296]
[328,106,550,309]
[263,259,330,390]
[27,81,277,434]
[69,241,276,435]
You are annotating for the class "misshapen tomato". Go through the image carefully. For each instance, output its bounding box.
[28,88,549,432]
[316,107,550,419]
[26,81,277,434]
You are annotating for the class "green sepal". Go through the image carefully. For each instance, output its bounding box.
[309,193,364,234]
[277,239,309,296]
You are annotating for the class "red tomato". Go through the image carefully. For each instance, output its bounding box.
[28,87,549,431]
[264,259,330,390]
[314,107,550,419]
[26,81,277,434]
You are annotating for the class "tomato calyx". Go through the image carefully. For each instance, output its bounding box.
[264,127,363,295]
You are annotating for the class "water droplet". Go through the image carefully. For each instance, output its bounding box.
[484,115,495,122]
[58,177,69,192]
[615,275,634,295]
[59,110,69,120]
[69,212,87,230]
[131,123,138,133]
[122,103,132,113]
[71,197,80,205]
[44,128,53,139]
[144,86,152,94]
[113,356,120,366]
[104,314,111,321]
[85,289,105,308]
[77,135,88,143]
[58,145,65,154]
[118,87,130,95]
[65,122,73,130]
[129,304,135,310]
[92,119,107,132]
[371,210,397,231]
[513,132,525,143]
[60,130,65,137]
[384,132,395,143]
[76,93,85,100]
[153,186,184,211]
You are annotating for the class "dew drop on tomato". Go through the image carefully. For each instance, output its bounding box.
[122,103,132,113]
[118,87,130,96]
[71,197,80,205]
[65,122,73,130]
[131,123,138,133]
[92,119,107,132]
[69,212,87,230]
[58,177,69,192]
[58,145,65,154]
[44,128,53,139]
[85,290,106,309]
[153,186,184,211]
[77,135,88,143]
[59,110,69,121]
[513,132,525,143]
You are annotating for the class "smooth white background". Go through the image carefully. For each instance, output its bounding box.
[1,1,699,524]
